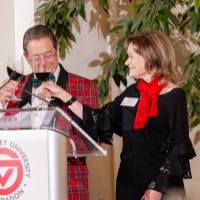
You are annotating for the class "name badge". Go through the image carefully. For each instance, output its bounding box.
[120,97,139,107]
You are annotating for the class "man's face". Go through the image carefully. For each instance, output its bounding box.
[25,37,59,73]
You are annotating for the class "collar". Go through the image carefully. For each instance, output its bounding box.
[53,64,60,82]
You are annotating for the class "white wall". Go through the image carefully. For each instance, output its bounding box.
[14,0,35,58]
[0,0,34,84]
[14,0,35,75]
[0,0,15,81]
[61,1,106,80]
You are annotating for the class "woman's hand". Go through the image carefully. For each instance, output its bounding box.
[42,81,71,102]
[43,81,83,119]
[141,189,162,200]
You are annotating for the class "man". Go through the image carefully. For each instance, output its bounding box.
[0,24,99,199]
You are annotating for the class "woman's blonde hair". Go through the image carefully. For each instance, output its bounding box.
[124,31,176,81]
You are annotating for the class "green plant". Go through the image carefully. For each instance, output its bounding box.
[98,0,200,127]
[35,0,86,59]
[98,0,181,102]
[35,0,200,127]
[183,53,200,127]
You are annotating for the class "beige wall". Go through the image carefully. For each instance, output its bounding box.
[87,144,114,200]
[184,125,200,200]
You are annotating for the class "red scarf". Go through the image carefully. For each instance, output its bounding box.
[134,76,165,129]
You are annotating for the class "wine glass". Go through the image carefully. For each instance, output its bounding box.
[32,55,52,82]
[31,57,54,104]
[6,56,24,101]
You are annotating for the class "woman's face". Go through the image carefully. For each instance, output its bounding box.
[125,44,149,80]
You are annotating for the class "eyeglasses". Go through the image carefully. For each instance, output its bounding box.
[28,50,57,65]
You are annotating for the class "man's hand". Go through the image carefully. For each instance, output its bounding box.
[141,189,162,200]
[0,80,17,106]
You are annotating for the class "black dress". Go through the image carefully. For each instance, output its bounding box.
[82,84,196,200]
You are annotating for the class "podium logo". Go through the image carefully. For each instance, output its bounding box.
[0,147,23,195]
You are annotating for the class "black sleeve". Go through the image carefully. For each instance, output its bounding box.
[82,93,124,144]
[166,89,196,176]
[148,89,196,193]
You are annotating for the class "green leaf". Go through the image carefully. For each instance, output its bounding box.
[164,8,179,27]
[108,25,123,34]
[113,74,121,87]
[110,59,117,76]
[99,0,109,12]
[195,0,200,10]
[182,81,193,92]
[98,79,109,104]
[59,36,67,59]
[68,29,76,42]
[190,118,200,128]
[121,76,127,86]
[75,0,86,20]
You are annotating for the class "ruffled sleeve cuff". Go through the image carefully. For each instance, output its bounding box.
[83,105,113,144]
[148,142,195,193]
[148,174,169,193]
[167,142,196,178]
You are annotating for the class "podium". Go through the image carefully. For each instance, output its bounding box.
[0,107,106,200]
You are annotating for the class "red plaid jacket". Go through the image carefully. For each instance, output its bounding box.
[8,64,99,200]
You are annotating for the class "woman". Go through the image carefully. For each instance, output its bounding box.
[43,31,196,200]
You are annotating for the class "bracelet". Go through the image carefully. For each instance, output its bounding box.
[65,96,76,107]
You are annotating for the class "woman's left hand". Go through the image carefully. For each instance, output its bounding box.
[42,81,69,102]
[141,189,162,200]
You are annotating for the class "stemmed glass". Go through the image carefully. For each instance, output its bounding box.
[31,58,53,104]
[6,56,24,101]
[31,56,52,82]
